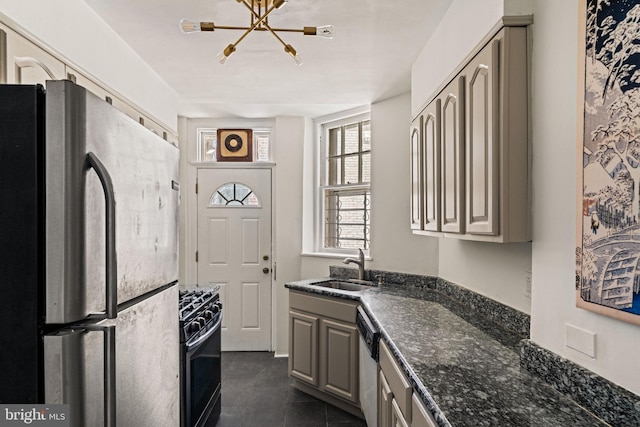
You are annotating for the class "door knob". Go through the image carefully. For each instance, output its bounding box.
[263,267,270,274]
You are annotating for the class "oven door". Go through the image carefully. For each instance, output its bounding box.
[182,315,222,427]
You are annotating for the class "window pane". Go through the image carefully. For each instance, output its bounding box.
[344,123,360,154]
[344,155,359,184]
[208,183,261,207]
[328,127,342,157]
[362,153,371,183]
[362,121,371,152]
[255,134,270,161]
[199,131,216,162]
[328,157,342,186]
[324,189,370,250]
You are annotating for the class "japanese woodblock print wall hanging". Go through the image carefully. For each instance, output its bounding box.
[577,0,640,325]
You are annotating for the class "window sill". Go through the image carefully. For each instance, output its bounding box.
[301,251,373,261]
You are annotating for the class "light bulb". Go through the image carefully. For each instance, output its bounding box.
[274,0,288,9]
[217,44,236,64]
[284,44,303,66]
[179,19,201,34]
[316,25,334,39]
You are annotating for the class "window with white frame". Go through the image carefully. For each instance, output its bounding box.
[197,128,272,162]
[319,113,371,253]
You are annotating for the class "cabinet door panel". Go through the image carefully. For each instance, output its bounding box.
[5,30,64,85]
[423,100,441,232]
[410,116,423,230]
[391,398,410,427]
[319,318,358,403]
[289,310,319,386]
[378,370,393,427]
[440,77,465,233]
[466,39,500,235]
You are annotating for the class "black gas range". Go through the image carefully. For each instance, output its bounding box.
[179,289,222,427]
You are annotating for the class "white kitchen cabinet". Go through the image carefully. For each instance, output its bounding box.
[379,369,393,427]
[319,317,359,403]
[289,309,319,386]
[391,398,411,427]
[422,99,442,232]
[462,26,529,241]
[411,24,530,243]
[440,76,466,234]
[410,115,423,231]
[411,394,438,427]
[2,25,64,85]
[288,290,361,414]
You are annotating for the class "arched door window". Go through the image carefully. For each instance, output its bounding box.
[208,182,261,207]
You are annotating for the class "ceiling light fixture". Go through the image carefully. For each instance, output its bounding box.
[180,0,333,66]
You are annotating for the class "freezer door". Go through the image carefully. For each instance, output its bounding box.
[45,80,179,323]
[44,286,179,427]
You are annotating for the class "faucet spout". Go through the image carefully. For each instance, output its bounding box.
[342,248,365,281]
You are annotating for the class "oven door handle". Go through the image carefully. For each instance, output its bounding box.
[186,315,222,352]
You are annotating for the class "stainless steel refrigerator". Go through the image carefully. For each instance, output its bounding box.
[0,80,180,427]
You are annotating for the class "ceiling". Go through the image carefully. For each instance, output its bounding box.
[85,0,453,119]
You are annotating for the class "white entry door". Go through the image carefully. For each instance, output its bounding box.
[197,168,272,351]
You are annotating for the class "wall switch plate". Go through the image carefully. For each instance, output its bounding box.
[565,323,596,358]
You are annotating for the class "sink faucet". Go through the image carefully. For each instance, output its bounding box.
[342,248,365,281]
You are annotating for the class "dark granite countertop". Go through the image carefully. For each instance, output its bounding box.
[285,278,608,427]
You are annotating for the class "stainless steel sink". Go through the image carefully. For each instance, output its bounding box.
[313,280,374,292]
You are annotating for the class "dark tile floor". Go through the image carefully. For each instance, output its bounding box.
[218,351,368,427]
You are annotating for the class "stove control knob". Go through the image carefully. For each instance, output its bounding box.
[189,321,201,333]
[197,316,206,326]
[203,310,214,320]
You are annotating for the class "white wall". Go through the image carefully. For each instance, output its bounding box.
[300,93,440,279]
[530,0,640,396]
[0,0,178,130]
[273,116,307,355]
[411,0,533,118]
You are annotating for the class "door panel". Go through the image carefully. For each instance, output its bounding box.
[197,168,272,351]
[423,99,441,232]
[440,76,465,234]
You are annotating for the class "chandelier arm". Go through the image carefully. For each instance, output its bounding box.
[228,1,280,48]
[262,22,291,47]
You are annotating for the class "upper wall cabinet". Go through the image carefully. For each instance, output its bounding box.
[1,25,64,85]
[410,115,423,230]
[411,25,530,243]
[0,22,178,146]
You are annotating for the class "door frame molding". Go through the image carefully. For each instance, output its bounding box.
[184,162,276,349]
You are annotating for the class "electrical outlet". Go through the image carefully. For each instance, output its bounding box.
[524,271,531,299]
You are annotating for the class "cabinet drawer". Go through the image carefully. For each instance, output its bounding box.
[289,290,358,323]
[379,340,412,421]
[412,394,438,427]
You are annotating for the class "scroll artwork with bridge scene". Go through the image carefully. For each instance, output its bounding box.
[577,0,640,325]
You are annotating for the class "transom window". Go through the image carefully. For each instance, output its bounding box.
[320,114,371,252]
[208,182,261,207]
[197,128,271,162]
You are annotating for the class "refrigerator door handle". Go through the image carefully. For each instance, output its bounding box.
[86,152,117,319]
[85,325,117,427]
[44,325,116,427]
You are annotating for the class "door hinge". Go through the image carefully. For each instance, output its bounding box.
[195,251,199,263]
[195,182,198,194]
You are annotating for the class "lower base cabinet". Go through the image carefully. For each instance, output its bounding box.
[378,340,438,427]
[288,290,361,413]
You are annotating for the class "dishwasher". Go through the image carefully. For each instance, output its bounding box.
[356,306,380,427]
